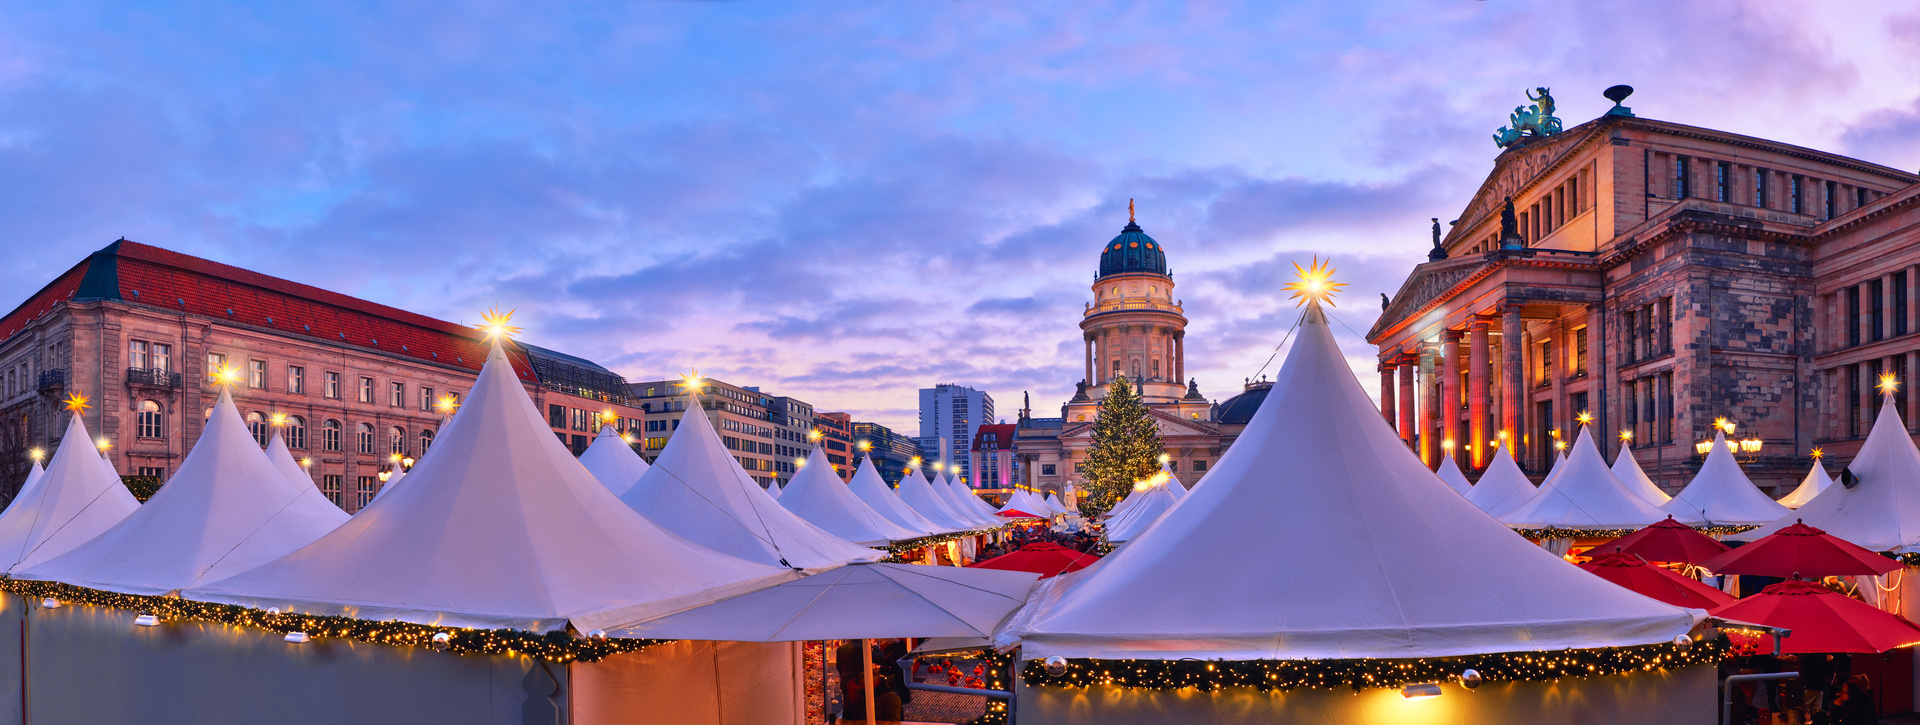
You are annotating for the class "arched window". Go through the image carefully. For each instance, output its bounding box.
[389,426,405,455]
[322,420,342,452]
[358,423,375,454]
[286,415,307,449]
[246,412,270,448]
[136,400,164,439]
[419,429,434,453]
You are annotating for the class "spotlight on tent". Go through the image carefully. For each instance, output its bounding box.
[1840,467,1861,489]
[1043,656,1068,676]
[431,632,451,651]
[133,614,160,628]
[38,598,60,609]
[1401,682,1443,700]
[1459,669,1482,690]
[1673,634,1693,652]
[284,631,310,644]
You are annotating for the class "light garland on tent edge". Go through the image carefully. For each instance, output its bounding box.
[3,579,667,663]
[1512,524,1757,540]
[1019,639,1727,692]
[880,527,1012,562]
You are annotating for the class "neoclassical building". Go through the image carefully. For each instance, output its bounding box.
[1368,87,1920,495]
[1011,211,1261,498]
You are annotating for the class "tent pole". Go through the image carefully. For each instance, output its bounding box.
[863,639,876,725]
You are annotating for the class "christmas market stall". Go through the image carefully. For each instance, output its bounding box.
[1497,424,1669,539]
[1661,430,1788,527]
[1435,448,1472,496]
[1462,441,1537,517]
[578,422,649,496]
[778,446,924,547]
[1610,443,1672,506]
[998,267,1717,724]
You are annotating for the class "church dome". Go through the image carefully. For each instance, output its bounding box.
[1098,221,1168,279]
[1215,380,1272,425]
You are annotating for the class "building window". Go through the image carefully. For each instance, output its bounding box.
[322,475,344,507]
[419,429,434,453]
[323,420,342,451]
[549,404,566,429]
[1715,162,1728,202]
[1621,310,1638,363]
[1858,187,1870,209]
[1847,286,1862,347]
[1193,460,1208,472]
[288,365,305,394]
[1791,176,1804,214]
[1659,372,1675,444]
[1538,341,1553,385]
[1849,364,1863,437]
[1574,327,1588,373]
[136,400,164,439]
[357,476,376,509]
[247,359,267,389]
[390,381,404,407]
[358,423,375,454]
[287,415,306,449]
[420,387,433,412]
[1897,272,1910,337]
[1754,168,1769,208]
[390,426,405,455]
[130,340,147,370]
[358,377,374,404]
[325,372,340,399]
[206,352,228,380]
[246,412,270,448]
[1673,156,1689,198]
[646,437,668,450]
[136,466,166,479]
[1824,180,1836,219]
[1872,279,1886,342]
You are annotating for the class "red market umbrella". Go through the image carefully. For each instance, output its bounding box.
[1709,578,1920,654]
[967,542,1101,579]
[996,510,1045,520]
[1701,520,1904,578]
[1594,515,1729,564]
[1579,551,1735,610]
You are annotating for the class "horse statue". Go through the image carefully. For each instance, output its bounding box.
[1492,87,1563,149]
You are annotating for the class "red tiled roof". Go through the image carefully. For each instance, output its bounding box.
[0,261,88,343]
[3,240,536,380]
[971,423,1018,451]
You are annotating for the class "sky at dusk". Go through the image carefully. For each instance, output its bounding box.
[4,1,1920,432]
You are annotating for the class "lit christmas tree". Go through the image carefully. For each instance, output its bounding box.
[1080,376,1162,516]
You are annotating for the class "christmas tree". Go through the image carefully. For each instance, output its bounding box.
[1080,376,1163,516]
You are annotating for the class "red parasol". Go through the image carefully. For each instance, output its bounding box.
[1579,551,1735,610]
[967,542,1102,579]
[1594,515,1729,564]
[1709,579,1920,654]
[996,510,1045,519]
[1701,520,1903,578]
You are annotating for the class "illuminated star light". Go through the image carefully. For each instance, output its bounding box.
[477,306,521,342]
[211,365,243,387]
[270,412,288,427]
[435,394,459,414]
[1575,411,1593,426]
[1879,373,1900,396]
[679,370,707,397]
[1810,447,1824,460]
[1281,255,1347,308]
[62,392,90,413]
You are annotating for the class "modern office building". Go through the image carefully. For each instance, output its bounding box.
[813,411,854,481]
[917,383,993,483]
[852,420,919,486]
[628,377,818,489]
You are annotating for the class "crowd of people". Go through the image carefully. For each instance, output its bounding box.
[1727,653,1880,725]
[974,527,1098,562]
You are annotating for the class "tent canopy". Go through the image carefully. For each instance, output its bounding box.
[896,468,981,531]
[1100,480,1180,543]
[1434,450,1471,496]
[1776,461,1831,510]
[20,388,347,595]
[1498,426,1669,530]
[1735,397,1920,551]
[620,393,881,570]
[1002,302,1699,661]
[0,415,138,572]
[579,424,650,496]
[609,563,1039,642]
[847,457,946,537]
[1610,445,1671,506]
[1662,431,1788,526]
[187,340,797,633]
[1463,443,1537,517]
[777,446,921,546]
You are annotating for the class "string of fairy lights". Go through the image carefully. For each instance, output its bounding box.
[1019,639,1726,692]
[2,579,666,663]
[1509,524,1756,540]
[880,527,1013,562]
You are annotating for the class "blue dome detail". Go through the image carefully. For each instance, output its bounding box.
[1098,221,1168,279]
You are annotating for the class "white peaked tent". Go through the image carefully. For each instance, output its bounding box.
[9,461,44,513]
[897,468,980,531]
[1498,426,1670,530]
[1101,481,1180,543]
[1661,431,1789,526]
[1736,395,1920,550]
[620,394,880,569]
[778,447,921,546]
[944,472,999,521]
[848,457,946,536]
[1003,303,1698,661]
[579,423,649,496]
[188,340,799,632]
[1540,450,1568,487]
[937,475,998,528]
[1101,491,1136,521]
[0,415,139,571]
[1041,492,1067,516]
[766,480,783,499]
[1434,450,1472,496]
[264,430,338,513]
[1611,445,1672,506]
[1000,488,1049,517]
[20,389,348,595]
[1776,460,1832,509]
[923,469,983,526]
[1464,443,1538,517]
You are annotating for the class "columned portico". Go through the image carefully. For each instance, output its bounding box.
[1468,319,1491,469]
[1501,304,1524,458]
[1379,365,1396,426]
[1419,346,1438,466]
[1397,360,1416,446]
[1441,331,1461,456]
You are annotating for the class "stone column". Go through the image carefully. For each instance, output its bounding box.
[1441,331,1461,455]
[1502,305,1525,459]
[1909,267,1920,339]
[1587,302,1607,456]
[1380,365,1397,426]
[1885,273,1897,341]
[1909,351,1920,432]
[1174,332,1185,383]
[1083,335,1094,386]
[1468,319,1491,469]
[1398,361,1416,446]
[1862,362,1876,437]
[1420,346,1439,467]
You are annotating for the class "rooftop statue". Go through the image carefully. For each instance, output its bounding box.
[1493,87,1563,149]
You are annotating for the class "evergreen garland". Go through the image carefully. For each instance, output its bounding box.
[1079,377,1163,518]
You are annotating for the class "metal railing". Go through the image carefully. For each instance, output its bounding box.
[125,367,183,388]
[36,369,65,391]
